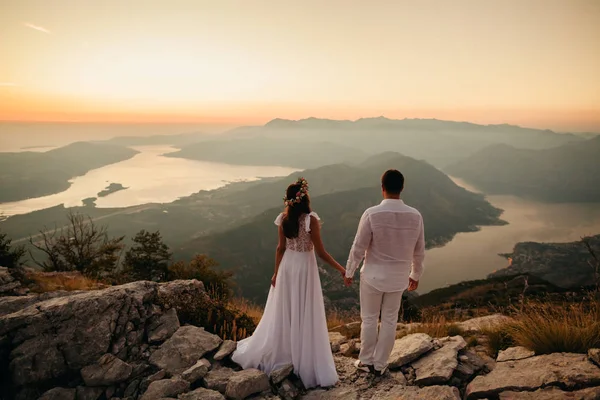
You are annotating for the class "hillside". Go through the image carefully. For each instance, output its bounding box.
[446,136,600,202]
[165,137,367,169]
[222,117,585,168]
[179,153,504,304]
[488,235,600,288]
[0,142,139,203]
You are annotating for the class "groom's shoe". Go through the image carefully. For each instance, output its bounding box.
[354,360,374,374]
[374,365,388,377]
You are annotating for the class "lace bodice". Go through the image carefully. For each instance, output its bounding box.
[275,212,320,252]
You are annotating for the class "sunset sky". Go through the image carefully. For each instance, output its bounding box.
[1,0,599,131]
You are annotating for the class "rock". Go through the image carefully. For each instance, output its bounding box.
[203,367,235,393]
[300,387,359,400]
[179,388,226,400]
[0,267,22,296]
[225,369,270,400]
[589,348,600,367]
[388,333,434,369]
[390,370,408,385]
[270,363,294,385]
[81,353,133,386]
[149,326,222,376]
[140,378,190,400]
[213,340,236,361]
[438,336,467,352]
[147,308,180,344]
[38,388,76,400]
[375,385,461,400]
[499,386,600,399]
[140,370,167,393]
[181,359,211,383]
[412,345,459,385]
[340,339,359,357]
[123,379,141,399]
[454,350,487,380]
[329,321,361,339]
[466,353,600,399]
[328,332,347,353]
[457,315,513,333]
[76,386,105,400]
[278,379,300,400]
[497,346,535,362]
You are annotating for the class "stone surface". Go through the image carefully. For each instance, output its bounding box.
[375,385,461,400]
[181,358,211,383]
[457,314,513,332]
[438,336,467,352]
[76,386,105,400]
[225,368,270,400]
[412,345,459,385]
[270,363,294,385]
[455,350,487,380]
[81,353,133,386]
[589,348,600,367]
[149,325,222,376]
[140,378,190,400]
[300,387,359,400]
[499,386,600,399]
[179,388,226,400]
[466,353,600,399]
[278,379,300,400]
[147,308,180,344]
[497,346,535,362]
[213,340,237,361]
[329,321,361,339]
[203,367,235,393]
[38,387,76,400]
[328,332,347,353]
[340,339,359,357]
[388,333,434,369]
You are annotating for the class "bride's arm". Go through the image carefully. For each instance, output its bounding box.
[309,216,345,276]
[272,224,286,286]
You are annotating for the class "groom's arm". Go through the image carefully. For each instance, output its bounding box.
[409,215,425,282]
[346,211,372,278]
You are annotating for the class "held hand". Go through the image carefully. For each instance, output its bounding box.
[408,278,419,292]
[344,277,353,287]
[271,274,277,287]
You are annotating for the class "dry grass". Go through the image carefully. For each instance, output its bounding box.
[481,325,515,357]
[405,313,464,338]
[228,297,264,326]
[326,309,356,330]
[507,298,600,355]
[27,271,105,293]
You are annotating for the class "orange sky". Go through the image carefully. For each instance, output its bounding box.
[1,0,599,131]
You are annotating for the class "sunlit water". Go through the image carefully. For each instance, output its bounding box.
[0,146,297,216]
[420,177,600,293]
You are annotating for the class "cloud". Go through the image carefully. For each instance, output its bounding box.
[23,22,51,34]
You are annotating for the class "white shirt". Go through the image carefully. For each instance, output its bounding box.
[346,199,425,292]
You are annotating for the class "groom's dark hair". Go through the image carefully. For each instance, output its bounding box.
[381,169,404,194]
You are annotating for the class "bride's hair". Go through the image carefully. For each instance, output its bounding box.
[282,183,311,239]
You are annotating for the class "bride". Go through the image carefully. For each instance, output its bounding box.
[232,177,344,388]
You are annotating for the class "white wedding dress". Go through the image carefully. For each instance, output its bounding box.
[232,212,339,389]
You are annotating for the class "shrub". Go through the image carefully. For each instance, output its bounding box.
[168,255,234,300]
[123,230,172,282]
[0,231,25,268]
[481,325,515,357]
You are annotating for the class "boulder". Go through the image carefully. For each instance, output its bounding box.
[181,359,211,383]
[213,340,237,361]
[203,367,235,393]
[388,333,434,369]
[466,353,600,399]
[179,388,226,400]
[328,332,347,353]
[457,315,513,332]
[270,363,294,385]
[376,385,461,400]
[140,378,190,400]
[80,353,133,386]
[149,326,222,376]
[147,308,180,344]
[300,387,359,400]
[412,345,458,385]
[589,348,600,367]
[38,387,76,400]
[278,379,300,400]
[225,369,270,400]
[454,350,487,381]
[497,346,535,362]
[340,339,360,357]
[76,386,105,400]
[499,386,600,399]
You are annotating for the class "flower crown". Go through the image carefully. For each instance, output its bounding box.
[283,177,309,207]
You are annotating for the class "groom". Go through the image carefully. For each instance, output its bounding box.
[344,169,425,376]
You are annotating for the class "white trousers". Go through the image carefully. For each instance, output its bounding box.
[359,277,404,371]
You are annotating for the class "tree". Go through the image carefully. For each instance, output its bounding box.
[168,254,234,300]
[0,230,25,268]
[29,211,125,278]
[124,230,172,282]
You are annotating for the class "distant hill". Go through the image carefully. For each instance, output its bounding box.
[446,136,600,202]
[103,131,209,147]
[0,142,138,202]
[164,137,367,169]
[223,117,586,168]
[488,234,600,289]
[178,152,504,304]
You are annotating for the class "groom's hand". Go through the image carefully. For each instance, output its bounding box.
[408,278,419,292]
[344,277,353,287]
